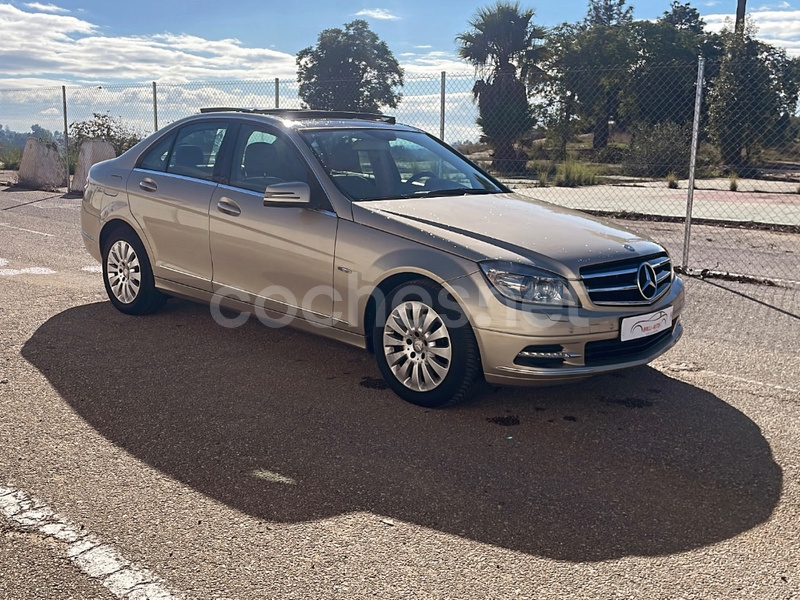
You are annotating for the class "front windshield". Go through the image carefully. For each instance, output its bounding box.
[299,128,506,201]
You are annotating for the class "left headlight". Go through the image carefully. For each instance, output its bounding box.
[480,260,579,307]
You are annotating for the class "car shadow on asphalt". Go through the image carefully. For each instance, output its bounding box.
[21,300,782,563]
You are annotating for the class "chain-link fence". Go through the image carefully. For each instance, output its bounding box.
[1,61,798,301]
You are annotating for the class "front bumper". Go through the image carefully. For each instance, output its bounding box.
[457,274,685,386]
[478,317,682,385]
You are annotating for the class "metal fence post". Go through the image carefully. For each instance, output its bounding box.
[440,71,446,142]
[275,78,280,109]
[61,86,69,188]
[152,82,158,132]
[682,56,705,269]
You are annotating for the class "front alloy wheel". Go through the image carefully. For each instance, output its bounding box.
[383,300,452,393]
[374,280,482,408]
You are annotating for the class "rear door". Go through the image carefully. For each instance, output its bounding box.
[127,120,231,292]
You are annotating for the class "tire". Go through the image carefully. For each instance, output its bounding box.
[373,279,482,408]
[102,227,166,315]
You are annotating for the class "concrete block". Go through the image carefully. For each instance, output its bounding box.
[71,140,116,193]
[17,137,67,191]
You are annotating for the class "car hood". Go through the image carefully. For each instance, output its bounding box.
[353,192,665,278]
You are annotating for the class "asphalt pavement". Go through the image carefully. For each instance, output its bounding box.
[0,185,798,599]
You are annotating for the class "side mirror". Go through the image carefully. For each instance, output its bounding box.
[263,182,311,208]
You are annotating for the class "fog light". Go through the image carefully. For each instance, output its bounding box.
[514,345,581,368]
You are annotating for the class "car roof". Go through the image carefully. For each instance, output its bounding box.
[196,108,419,132]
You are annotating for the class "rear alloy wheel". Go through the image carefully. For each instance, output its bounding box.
[102,228,166,315]
[374,279,482,408]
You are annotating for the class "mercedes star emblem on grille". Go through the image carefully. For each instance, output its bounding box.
[637,262,658,300]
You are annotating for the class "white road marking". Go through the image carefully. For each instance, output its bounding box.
[0,486,182,599]
[0,267,57,276]
[659,364,800,395]
[31,203,81,210]
[0,257,57,276]
[82,265,103,273]
[251,469,297,485]
[700,370,800,395]
[0,222,54,237]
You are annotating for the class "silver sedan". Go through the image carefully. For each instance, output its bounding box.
[82,109,683,407]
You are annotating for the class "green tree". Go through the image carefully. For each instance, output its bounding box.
[535,24,583,159]
[30,124,54,142]
[661,1,705,34]
[456,1,548,172]
[542,8,636,151]
[624,121,692,177]
[629,16,704,127]
[296,20,404,113]
[70,113,142,155]
[708,29,800,169]
[585,0,633,27]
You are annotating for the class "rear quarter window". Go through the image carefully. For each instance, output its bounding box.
[138,132,176,172]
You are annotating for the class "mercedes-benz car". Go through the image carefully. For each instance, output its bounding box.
[81,109,684,408]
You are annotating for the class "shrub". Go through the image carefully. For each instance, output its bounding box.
[554,159,596,187]
[592,145,628,165]
[453,141,488,156]
[667,172,679,189]
[696,142,723,178]
[535,162,555,187]
[528,143,553,161]
[0,146,22,171]
[0,145,23,170]
[623,122,691,178]
[70,113,142,156]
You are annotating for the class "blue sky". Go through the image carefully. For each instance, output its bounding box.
[1,0,800,88]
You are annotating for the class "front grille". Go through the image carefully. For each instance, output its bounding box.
[584,325,674,366]
[581,253,672,306]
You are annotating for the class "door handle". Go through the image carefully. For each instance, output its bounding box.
[217,198,241,217]
[139,179,157,192]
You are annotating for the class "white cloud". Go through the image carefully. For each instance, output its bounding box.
[403,50,467,75]
[754,2,791,11]
[0,3,472,87]
[39,107,59,114]
[23,2,69,13]
[704,9,800,55]
[354,8,400,20]
[0,77,70,89]
[0,3,296,85]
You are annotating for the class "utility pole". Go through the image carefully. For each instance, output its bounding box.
[735,0,746,33]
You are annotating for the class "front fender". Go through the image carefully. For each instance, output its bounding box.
[332,220,478,334]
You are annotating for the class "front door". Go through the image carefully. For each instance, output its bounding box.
[209,124,338,324]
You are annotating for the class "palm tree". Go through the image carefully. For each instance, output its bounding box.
[456,2,548,173]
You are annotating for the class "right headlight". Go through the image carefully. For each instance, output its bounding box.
[480,260,579,307]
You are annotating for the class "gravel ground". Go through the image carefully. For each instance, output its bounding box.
[0,185,798,599]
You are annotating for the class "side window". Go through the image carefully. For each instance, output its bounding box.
[230,126,310,194]
[138,131,176,172]
[166,122,228,181]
